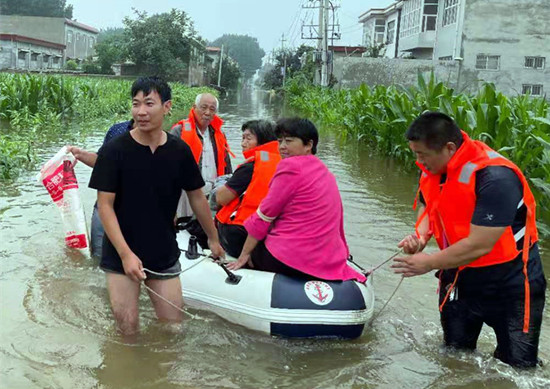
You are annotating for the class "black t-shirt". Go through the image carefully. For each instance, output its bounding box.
[225,161,254,196]
[420,166,546,296]
[89,132,205,272]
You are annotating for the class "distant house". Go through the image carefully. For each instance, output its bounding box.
[358,0,549,97]
[0,15,98,71]
[206,46,221,69]
[329,45,367,58]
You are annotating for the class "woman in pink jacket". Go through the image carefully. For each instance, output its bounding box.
[227,118,365,282]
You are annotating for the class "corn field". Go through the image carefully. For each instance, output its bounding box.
[285,73,550,232]
[0,73,215,179]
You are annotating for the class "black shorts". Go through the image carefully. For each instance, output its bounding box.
[250,241,314,280]
[101,260,182,280]
[439,281,545,368]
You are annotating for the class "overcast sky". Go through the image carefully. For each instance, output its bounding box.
[69,0,388,54]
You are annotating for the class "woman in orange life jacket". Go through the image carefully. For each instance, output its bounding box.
[215,120,280,258]
[391,112,546,368]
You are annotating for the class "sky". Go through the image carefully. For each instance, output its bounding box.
[69,0,389,55]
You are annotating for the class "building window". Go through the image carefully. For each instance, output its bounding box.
[525,56,545,69]
[386,20,396,44]
[522,84,543,96]
[18,51,27,60]
[375,19,385,44]
[476,55,500,70]
[53,57,60,65]
[400,0,422,38]
[443,0,460,26]
[31,53,38,61]
[67,30,73,43]
[423,0,439,31]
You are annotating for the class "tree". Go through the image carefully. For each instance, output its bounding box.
[206,56,242,89]
[0,0,73,18]
[123,9,200,80]
[211,34,265,79]
[262,45,315,89]
[364,43,386,58]
[95,28,128,74]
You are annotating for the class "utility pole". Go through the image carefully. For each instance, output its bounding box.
[301,0,340,87]
[281,33,287,87]
[217,44,224,87]
[320,0,329,86]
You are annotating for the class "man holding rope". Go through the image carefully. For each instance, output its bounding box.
[392,112,546,368]
[89,77,224,337]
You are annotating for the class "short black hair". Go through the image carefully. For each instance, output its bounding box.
[241,120,276,146]
[131,76,171,103]
[275,117,319,155]
[405,111,463,150]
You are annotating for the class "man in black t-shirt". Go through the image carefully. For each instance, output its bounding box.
[89,77,224,337]
[392,112,546,368]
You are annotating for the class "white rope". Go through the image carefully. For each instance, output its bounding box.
[140,256,209,320]
[143,256,207,277]
[369,245,420,322]
[141,283,198,319]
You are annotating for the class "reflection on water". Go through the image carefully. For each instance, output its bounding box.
[0,88,548,388]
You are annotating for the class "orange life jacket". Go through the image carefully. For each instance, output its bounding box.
[216,141,281,226]
[416,131,538,332]
[172,108,232,177]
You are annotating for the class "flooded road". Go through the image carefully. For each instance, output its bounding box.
[1,88,548,388]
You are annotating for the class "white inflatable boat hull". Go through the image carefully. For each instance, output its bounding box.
[177,230,374,338]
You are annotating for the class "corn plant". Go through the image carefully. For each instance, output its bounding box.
[284,73,550,231]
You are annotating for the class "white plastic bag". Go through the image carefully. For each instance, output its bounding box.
[37,146,90,256]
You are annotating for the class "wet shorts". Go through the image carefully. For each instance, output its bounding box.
[439,284,545,368]
[101,260,182,280]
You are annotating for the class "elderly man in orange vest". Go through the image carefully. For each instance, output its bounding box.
[170,93,233,245]
[392,112,546,368]
[170,93,232,187]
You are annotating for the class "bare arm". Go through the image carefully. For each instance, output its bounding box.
[398,204,430,254]
[216,185,237,206]
[186,188,225,258]
[392,224,506,277]
[67,146,97,168]
[97,191,145,281]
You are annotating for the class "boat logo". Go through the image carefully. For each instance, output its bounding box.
[304,281,334,306]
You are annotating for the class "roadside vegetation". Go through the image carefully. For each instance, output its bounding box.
[285,73,550,231]
[0,73,215,179]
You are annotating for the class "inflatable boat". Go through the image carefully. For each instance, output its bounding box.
[177,230,375,339]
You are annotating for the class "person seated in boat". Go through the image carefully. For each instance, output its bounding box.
[170,93,233,247]
[215,120,280,258]
[226,118,366,282]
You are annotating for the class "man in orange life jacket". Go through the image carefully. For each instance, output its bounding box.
[170,93,233,244]
[215,120,280,257]
[170,93,232,187]
[392,112,546,368]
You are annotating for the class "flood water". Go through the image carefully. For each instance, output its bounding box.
[1,88,549,388]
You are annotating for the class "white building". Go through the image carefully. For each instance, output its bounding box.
[0,15,98,70]
[358,0,549,96]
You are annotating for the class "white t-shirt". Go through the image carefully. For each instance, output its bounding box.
[200,128,217,189]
